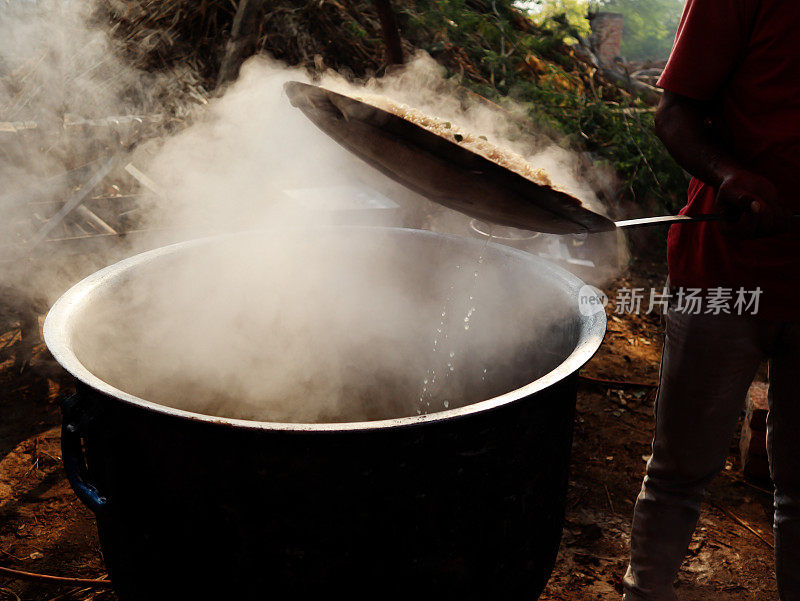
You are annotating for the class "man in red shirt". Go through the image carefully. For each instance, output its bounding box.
[623,1,800,599]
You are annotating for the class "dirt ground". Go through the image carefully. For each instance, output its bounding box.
[0,251,779,601]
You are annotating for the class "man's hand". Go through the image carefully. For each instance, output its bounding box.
[715,169,789,238]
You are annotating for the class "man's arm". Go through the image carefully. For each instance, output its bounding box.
[655,90,788,236]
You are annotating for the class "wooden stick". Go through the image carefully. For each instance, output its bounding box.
[604,483,616,514]
[217,0,266,86]
[373,0,404,65]
[124,163,163,197]
[708,500,774,550]
[579,373,658,388]
[27,156,117,250]
[0,586,21,601]
[0,566,112,588]
[44,575,108,601]
[74,206,117,236]
[719,471,774,497]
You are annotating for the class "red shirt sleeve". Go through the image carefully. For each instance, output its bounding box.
[658,0,754,101]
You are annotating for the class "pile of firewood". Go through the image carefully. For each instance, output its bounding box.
[99,0,662,105]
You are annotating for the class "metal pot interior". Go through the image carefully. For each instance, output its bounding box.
[52,228,594,424]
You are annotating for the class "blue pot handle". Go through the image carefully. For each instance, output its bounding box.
[61,393,108,515]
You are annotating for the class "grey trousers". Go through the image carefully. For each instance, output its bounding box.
[623,308,800,600]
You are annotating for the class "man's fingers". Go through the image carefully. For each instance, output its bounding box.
[740,200,789,237]
[736,191,768,213]
[716,190,753,218]
[749,197,791,233]
[715,171,783,236]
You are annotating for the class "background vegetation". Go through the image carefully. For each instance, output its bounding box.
[593,0,683,60]
[404,0,689,214]
[523,0,684,61]
[101,0,690,215]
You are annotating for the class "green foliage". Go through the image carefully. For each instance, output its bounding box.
[527,0,684,60]
[528,0,591,43]
[592,0,683,60]
[343,19,369,39]
[404,0,688,212]
[508,84,687,212]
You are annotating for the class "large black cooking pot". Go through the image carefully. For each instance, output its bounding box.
[44,227,605,601]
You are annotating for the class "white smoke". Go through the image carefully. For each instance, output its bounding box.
[2,4,619,422]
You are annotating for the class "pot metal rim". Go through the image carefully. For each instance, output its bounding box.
[44,227,607,433]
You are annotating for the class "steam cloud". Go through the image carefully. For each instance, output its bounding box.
[0,0,174,307]
[5,2,620,422]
